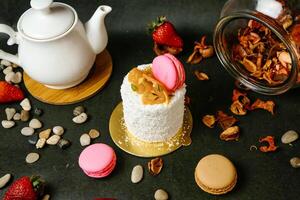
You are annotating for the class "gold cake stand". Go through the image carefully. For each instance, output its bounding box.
[109,102,193,158]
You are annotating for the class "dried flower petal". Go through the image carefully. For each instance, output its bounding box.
[277,51,291,67]
[220,126,240,141]
[202,115,216,128]
[231,89,251,112]
[216,111,238,130]
[200,46,214,58]
[194,71,209,81]
[153,42,182,56]
[230,100,247,115]
[291,24,300,44]
[232,89,247,102]
[242,57,257,73]
[187,35,214,64]
[259,136,278,152]
[148,157,163,176]
[250,99,275,114]
[187,51,202,64]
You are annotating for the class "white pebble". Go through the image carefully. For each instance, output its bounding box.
[5,71,15,83]
[5,108,16,121]
[13,113,21,121]
[11,72,22,84]
[154,189,169,200]
[25,152,40,164]
[131,165,143,183]
[0,174,11,189]
[3,66,12,75]
[53,126,64,136]
[20,98,31,111]
[21,127,35,136]
[29,118,42,129]
[39,129,51,139]
[42,194,50,200]
[1,60,11,67]
[36,138,46,149]
[281,130,299,144]
[1,120,15,128]
[46,135,61,145]
[89,129,100,139]
[72,113,88,124]
[80,133,91,146]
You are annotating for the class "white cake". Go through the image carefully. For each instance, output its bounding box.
[120,64,186,142]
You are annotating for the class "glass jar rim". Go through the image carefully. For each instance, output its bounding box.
[213,10,299,95]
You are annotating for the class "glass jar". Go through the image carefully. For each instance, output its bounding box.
[214,0,300,95]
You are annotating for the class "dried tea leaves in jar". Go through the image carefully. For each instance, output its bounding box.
[232,20,292,86]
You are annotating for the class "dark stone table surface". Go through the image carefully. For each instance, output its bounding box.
[0,0,299,199]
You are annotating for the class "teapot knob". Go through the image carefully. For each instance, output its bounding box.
[31,0,53,10]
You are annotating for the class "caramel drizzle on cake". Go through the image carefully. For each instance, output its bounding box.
[128,68,170,105]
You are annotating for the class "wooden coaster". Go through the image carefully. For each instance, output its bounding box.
[23,49,112,105]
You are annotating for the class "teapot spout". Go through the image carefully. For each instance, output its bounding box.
[85,5,112,54]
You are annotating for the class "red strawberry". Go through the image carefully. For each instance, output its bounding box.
[0,81,24,104]
[3,176,45,200]
[149,16,183,48]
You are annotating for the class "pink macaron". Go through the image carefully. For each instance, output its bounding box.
[152,54,179,91]
[79,143,117,178]
[164,53,185,89]
[152,53,185,92]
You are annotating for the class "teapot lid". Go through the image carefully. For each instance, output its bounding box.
[18,0,75,40]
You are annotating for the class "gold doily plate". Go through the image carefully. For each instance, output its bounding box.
[109,102,193,158]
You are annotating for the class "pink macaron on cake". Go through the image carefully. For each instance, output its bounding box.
[120,53,186,142]
[78,143,117,178]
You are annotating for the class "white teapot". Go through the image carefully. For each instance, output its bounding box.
[0,0,111,89]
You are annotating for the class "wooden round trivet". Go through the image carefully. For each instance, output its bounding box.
[23,50,112,105]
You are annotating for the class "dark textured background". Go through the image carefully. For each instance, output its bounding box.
[0,0,300,199]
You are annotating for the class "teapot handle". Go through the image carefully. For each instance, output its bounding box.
[0,24,20,66]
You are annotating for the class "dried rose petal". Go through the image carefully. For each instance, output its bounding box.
[248,20,262,29]
[216,111,238,130]
[153,42,182,56]
[187,51,202,64]
[278,51,291,67]
[250,99,275,114]
[194,71,209,81]
[148,157,163,176]
[202,115,216,128]
[291,24,300,44]
[231,89,251,111]
[259,136,278,152]
[242,57,257,73]
[200,46,214,58]
[187,35,214,64]
[230,100,247,115]
[220,126,240,141]
[232,89,247,102]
